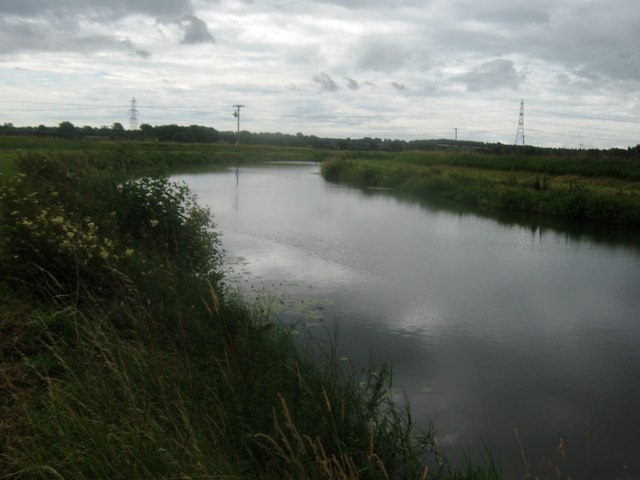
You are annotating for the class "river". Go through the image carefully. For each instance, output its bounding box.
[175,161,640,478]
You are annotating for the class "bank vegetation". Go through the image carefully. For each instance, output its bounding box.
[321,150,640,227]
[1,148,500,478]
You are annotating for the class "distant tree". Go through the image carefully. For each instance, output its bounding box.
[111,122,126,139]
[0,122,15,135]
[172,125,219,143]
[154,124,183,142]
[57,121,76,139]
[386,140,404,152]
[139,124,155,139]
[81,125,95,137]
[364,137,378,150]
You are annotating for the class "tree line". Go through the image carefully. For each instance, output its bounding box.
[1,121,638,158]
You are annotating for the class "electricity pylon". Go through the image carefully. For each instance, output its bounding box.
[129,97,138,130]
[514,99,525,148]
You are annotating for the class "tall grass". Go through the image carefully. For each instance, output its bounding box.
[1,151,500,479]
[320,155,640,226]
[1,272,455,479]
[395,151,640,181]
[0,135,330,176]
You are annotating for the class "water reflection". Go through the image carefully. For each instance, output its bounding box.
[175,162,640,478]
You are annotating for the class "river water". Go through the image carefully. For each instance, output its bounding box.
[175,162,640,478]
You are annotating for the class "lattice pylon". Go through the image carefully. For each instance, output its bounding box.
[129,97,138,130]
[514,99,525,147]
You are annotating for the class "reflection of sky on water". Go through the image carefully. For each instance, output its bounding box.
[176,163,640,478]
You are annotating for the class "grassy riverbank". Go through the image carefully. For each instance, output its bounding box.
[0,135,329,178]
[321,151,640,226]
[0,146,501,478]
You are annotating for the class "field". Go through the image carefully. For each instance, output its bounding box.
[0,135,328,177]
[321,150,640,226]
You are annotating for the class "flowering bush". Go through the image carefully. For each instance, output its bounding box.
[1,155,223,300]
[1,174,123,295]
[113,176,222,277]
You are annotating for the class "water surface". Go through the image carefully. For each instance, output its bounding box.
[176,162,640,477]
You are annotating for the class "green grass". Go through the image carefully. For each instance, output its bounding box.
[321,152,640,226]
[0,150,500,479]
[0,135,330,176]
[0,154,17,177]
[394,150,640,181]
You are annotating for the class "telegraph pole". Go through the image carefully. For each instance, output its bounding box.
[233,104,245,146]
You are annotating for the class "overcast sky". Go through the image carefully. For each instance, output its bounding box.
[1,0,638,148]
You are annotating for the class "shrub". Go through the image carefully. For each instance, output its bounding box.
[0,173,123,296]
[0,154,223,301]
[321,156,352,182]
[112,176,222,277]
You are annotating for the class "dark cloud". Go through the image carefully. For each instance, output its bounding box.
[311,0,425,8]
[122,38,152,58]
[134,49,152,58]
[178,15,215,44]
[0,4,215,55]
[457,59,521,91]
[456,0,552,25]
[344,77,360,90]
[313,72,339,92]
[0,18,147,55]
[391,81,406,91]
[0,0,192,20]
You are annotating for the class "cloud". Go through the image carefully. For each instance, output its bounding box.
[309,0,425,9]
[455,0,552,25]
[0,0,193,20]
[178,14,215,44]
[0,1,210,55]
[344,77,360,90]
[0,0,638,148]
[457,59,522,91]
[0,18,148,55]
[313,73,339,92]
[355,35,415,73]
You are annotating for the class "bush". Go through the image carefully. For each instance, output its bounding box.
[113,176,222,277]
[0,154,223,301]
[321,156,352,182]
[0,172,123,296]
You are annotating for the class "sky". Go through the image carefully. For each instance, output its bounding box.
[0,0,639,149]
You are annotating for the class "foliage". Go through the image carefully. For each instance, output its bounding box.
[0,154,223,301]
[395,150,640,182]
[113,176,222,276]
[321,154,640,226]
[0,150,502,479]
